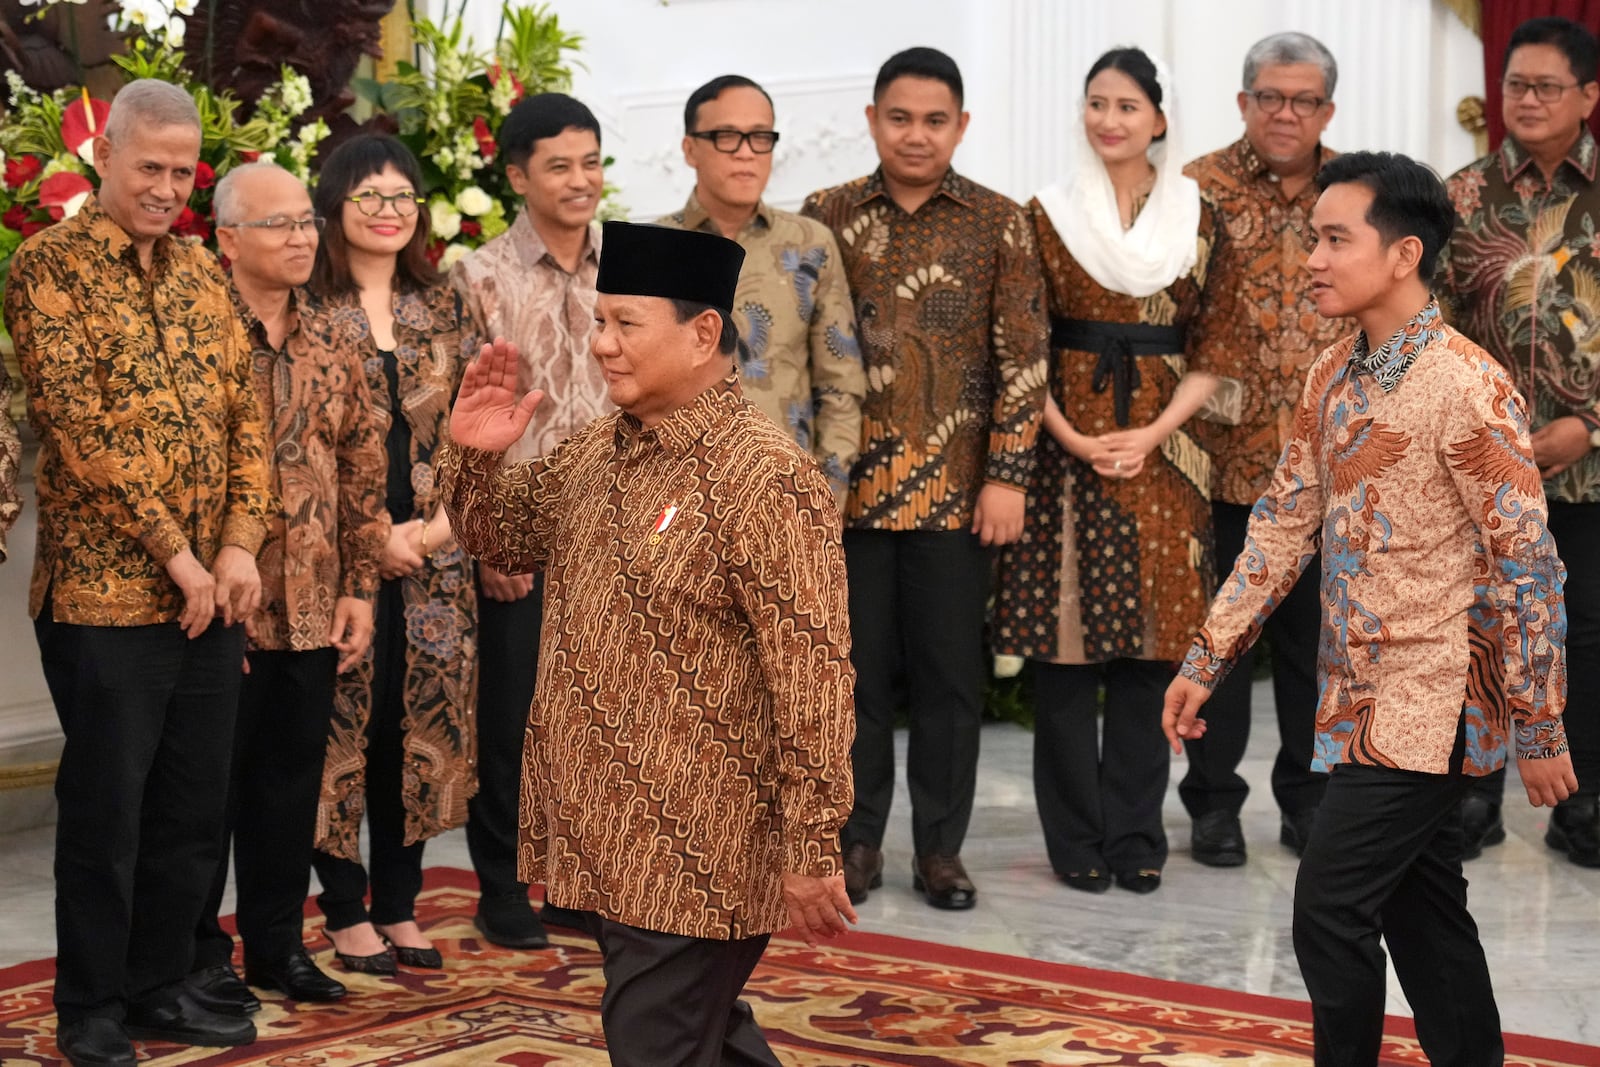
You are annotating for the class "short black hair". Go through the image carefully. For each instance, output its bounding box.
[873,47,963,106]
[684,75,774,133]
[668,298,738,356]
[1086,47,1166,142]
[1315,151,1456,281]
[310,134,438,297]
[500,92,601,169]
[1505,16,1599,85]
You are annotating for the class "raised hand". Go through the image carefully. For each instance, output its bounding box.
[450,338,544,453]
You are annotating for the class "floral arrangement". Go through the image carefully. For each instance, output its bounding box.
[0,0,328,281]
[356,3,606,271]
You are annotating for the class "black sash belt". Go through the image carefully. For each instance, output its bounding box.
[1050,318,1185,428]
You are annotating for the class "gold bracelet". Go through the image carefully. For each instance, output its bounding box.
[419,520,430,558]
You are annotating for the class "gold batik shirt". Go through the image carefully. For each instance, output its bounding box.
[238,286,388,651]
[801,168,1049,530]
[0,365,19,563]
[3,196,272,623]
[659,193,865,503]
[438,378,855,940]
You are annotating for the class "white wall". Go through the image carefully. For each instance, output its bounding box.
[447,0,1485,218]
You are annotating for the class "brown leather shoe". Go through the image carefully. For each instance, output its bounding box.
[913,854,977,910]
[842,842,883,904]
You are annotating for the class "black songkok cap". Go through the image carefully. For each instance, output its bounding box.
[596,220,745,314]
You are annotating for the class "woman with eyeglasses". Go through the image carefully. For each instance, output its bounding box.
[307,134,480,973]
[994,46,1219,896]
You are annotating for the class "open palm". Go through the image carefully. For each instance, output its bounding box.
[450,338,543,453]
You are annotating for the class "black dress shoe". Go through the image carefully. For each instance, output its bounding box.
[475,893,550,949]
[1546,796,1600,868]
[539,903,593,934]
[244,949,348,1002]
[913,854,977,910]
[186,963,261,1016]
[1279,809,1317,857]
[843,842,884,904]
[1115,868,1163,894]
[1460,795,1506,860]
[324,932,397,976]
[56,1017,136,1066]
[1060,869,1111,894]
[124,990,256,1047]
[1191,811,1247,867]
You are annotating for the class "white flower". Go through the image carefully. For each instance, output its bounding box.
[278,72,313,118]
[116,0,166,27]
[454,186,493,217]
[430,199,461,241]
[62,189,90,218]
[163,14,185,46]
[438,242,472,272]
[172,0,196,13]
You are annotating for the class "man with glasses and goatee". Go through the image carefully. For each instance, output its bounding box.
[1440,15,1600,869]
[660,75,864,509]
[189,162,387,1012]
[1179,32,1349,871]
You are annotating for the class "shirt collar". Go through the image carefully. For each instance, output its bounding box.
[1500,126,1599,185]
[227,279,307,348]
[1348,299,1444,392]
[512,209,601,273]
[1232,136,1335,188]
[854,166,973,210]
[615,375,744,458]
[78,194,177,270]
[678,190,773,234]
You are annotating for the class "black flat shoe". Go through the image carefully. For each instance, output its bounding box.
[387,943,443,969]
[1115,868,1162,894]
[124,990,256,1047]
[1060,869,1111,894]
[324,933,396,975]
[186,963,261,1016]
[56,1017,136,1066]
[244,949,347,1002]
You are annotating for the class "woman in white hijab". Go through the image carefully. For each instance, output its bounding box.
[995,46,1219,897]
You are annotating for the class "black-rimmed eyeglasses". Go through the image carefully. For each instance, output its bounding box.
[1246,89,1328,117]
[689,129,780,154]
[1503,77,1583,103]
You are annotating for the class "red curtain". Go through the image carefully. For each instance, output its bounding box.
[1482,0,1600,147]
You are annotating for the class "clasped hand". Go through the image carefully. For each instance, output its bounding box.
[451,338,545,452]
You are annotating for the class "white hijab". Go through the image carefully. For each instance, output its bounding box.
[1035,52,1201,299]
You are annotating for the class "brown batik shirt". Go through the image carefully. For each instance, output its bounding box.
[4,197,272,623]
[0,364,19,564]
[438,378,855,940]
[450,212,611,463]
[1185,137,1352,505]
[801,168,1049,530]
[236,285,387,651]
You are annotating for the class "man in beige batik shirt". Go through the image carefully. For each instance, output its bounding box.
[449,92,611,949]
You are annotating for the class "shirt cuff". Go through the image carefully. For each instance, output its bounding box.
[983,450,1035,490]
[139,513,191,567]
[220,515,268,557]
[1177,636,1229,691]
[1513,717,1569,761]
[784,827,844,879]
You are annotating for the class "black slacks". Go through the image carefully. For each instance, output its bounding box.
[312,580,425,928]
[1293,718,1503,1067]
[36,606,245,1023]
[592,917,779,1067]
[195,647,338,968]
[468,569,543,901]
[1032,659,1171,875]
[1180,500,1327,819]
[842,528,993,857]
[1467,500,1600,807]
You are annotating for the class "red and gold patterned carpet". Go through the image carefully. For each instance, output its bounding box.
[0,868,1592,1066]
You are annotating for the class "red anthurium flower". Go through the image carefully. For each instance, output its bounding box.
[194,162,216,190]
[4,155,43,189]
[61,91,113,162]
[2,204,30,231]
[473,116,497,161]
[38,171,94,220]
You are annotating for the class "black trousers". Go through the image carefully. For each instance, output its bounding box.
[1032,659,1171,875]
[842,528,993,857]
[1467,500,1600,807]
[312,580,426,928]
[1180,500,1326,819]
[194,647,338,969]
[592,917,779,1067]
[1293,718,1503,1067]
[35,606,245,1023]
[468,569,543,901]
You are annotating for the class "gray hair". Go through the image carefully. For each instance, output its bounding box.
[213,161,298,225]
[103,79,201,144]
[1242,32,1338,98]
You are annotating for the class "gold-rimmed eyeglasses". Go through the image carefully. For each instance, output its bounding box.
[346,190,421,216]
[221,215,326,240]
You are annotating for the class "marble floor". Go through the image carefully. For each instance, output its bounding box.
[1,691,1598,1052]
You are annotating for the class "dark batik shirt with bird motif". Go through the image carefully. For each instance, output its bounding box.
[659,193,865,505]
[1180,302,1568,777]
[1441,127,1600,503]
